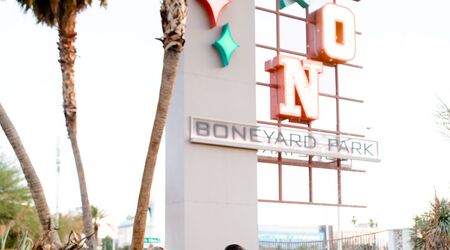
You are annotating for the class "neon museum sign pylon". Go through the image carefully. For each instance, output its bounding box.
[189,2,379,162]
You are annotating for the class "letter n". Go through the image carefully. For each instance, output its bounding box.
[265,55,323,123]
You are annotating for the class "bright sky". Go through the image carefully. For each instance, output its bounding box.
[1,0,450,240]
[0,0,165,231]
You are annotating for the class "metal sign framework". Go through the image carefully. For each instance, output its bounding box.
[255,0,366,208]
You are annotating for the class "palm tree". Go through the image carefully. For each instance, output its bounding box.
[412,195,450,249]
[130,1,187,250]
[0,102,62,249]
[15,1,107,249]
[423,196,450,249]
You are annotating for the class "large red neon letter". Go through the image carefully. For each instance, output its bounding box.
[265,55,323,123]
[308,3,356,63]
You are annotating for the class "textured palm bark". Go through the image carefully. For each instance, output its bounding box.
[130,50,181,250]
[0,102,62,250]
[131,1,187,249]
[58,12,95,250]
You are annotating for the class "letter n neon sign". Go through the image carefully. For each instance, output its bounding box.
[265,55,323,123]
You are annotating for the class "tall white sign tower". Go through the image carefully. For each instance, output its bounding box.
[166,0,258,249]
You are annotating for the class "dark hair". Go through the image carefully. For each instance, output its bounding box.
[224,244,245,250]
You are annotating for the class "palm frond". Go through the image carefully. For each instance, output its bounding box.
[75,0,107,11]
[16,0,57,25]
[412,195,450,249]
[16,0,106,26]
[33,0,58,25]
[75,0,89,10]
[16,0,33,10]
[435,97,450,138]
[423,195,450,249]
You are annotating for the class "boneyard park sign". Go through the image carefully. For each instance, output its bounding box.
[190,117,379,162]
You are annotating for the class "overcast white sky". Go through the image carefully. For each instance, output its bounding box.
[0,0,166,231]
[1,0,450,240]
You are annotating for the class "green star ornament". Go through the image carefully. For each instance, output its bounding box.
[280,0,310,9]
[213,23,239,67]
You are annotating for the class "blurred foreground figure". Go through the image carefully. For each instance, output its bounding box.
[225,244,245,250]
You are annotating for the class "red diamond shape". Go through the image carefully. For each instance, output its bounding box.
[198,0,232,28]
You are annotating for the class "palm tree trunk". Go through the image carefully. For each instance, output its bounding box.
[58,12,95,250]
[130,49,181,250]
[0,102,62,249]
[131,1,187,249]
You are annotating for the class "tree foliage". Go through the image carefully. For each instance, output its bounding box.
[101,236,113,250]
[57,212,84,243]
[16,0,107,26]
[0,157,40,248]
[13,206,40,243]
[0,158,31,223]
[412,195,450,249]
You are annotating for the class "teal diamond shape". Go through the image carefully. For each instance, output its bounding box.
[213,23,239,67]
[280,0,310,9]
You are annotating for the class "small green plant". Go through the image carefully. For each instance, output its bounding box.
[0,225,11,250]
[17,232,33,250]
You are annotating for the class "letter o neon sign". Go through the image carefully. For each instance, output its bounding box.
[308,3,356,64]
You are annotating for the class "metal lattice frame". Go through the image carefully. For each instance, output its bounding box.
[256,0,366,208]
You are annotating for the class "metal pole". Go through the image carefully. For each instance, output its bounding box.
[337,205,342,250]
[55,136,61,226]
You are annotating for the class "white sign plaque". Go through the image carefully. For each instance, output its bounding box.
[190,117,380,162]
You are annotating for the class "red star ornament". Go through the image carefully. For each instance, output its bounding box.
[198,0,232,28]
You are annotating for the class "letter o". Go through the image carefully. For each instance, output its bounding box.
[309,3,356,63]
[213,124,229,138]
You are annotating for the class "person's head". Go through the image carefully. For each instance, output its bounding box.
[224,244,245,250]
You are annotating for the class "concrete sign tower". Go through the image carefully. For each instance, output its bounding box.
[166,0,257,249]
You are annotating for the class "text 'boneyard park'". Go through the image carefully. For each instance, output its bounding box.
[190,117,379,162]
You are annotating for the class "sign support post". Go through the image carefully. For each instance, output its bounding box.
[165,0,257,249]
